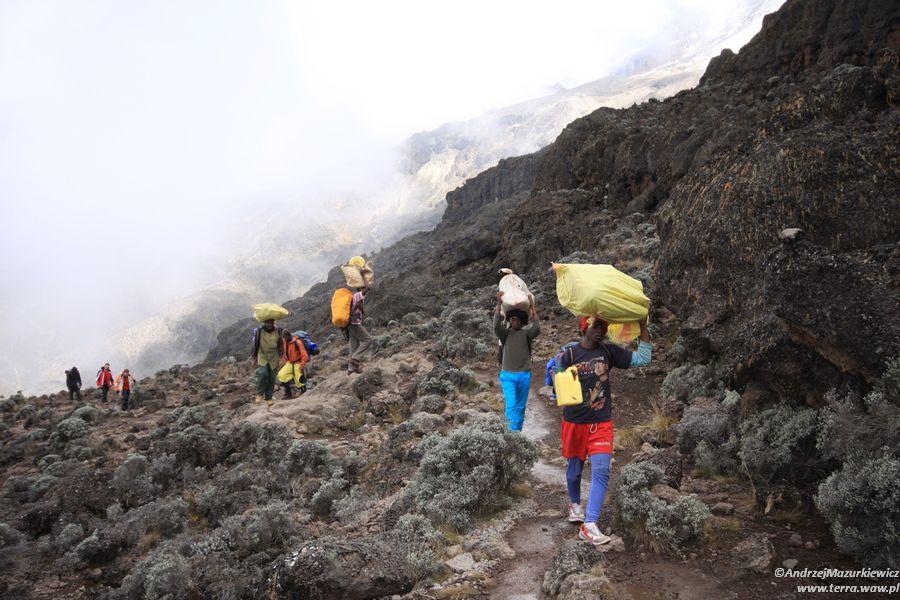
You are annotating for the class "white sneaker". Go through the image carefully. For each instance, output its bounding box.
[579,522,611,545]
[567,502,585,523]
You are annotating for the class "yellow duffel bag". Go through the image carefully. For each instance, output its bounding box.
[553,263,649,323]
[253,303,289,323]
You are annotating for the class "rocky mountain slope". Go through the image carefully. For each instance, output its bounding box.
[2,0,898,598]
[99,0,784,393]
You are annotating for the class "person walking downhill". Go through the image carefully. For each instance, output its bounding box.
[115,368,137,411]
[65,367,82,401]
[347,286,372,375]
[557,315,651,545]
[251,319,283,404]
[494,291,540,432]
[278,330,309,399]
[96,363,114,404]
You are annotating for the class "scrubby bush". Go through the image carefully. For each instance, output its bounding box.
[389,513,444,576]
[15,404,38,426]
[676,398,734,453]
[281,440,332,477]
[113,454,160,508]
[255,423,293,466]
[818,359,900,461]
[167,405,211,432]
[311,476,350,516]
[417,361,475,397]
[814,359,900,567]
[411,394,446,415]
[437,301,492,359]
[118,543,191,600]
[2,473,57,503]
[411,417,536,530]
[614,462,710,553]
[0,522,26,548]
[150,453,178,488]
[739,403,818,484]
[159,424,223,467]
[816,455,900,568]
[72,405,103,423]
[387,412,448,463]
[675,395,741,475]
[53,416,90,443]
[54,522,85,552]
[692,438,740,475]
[660,364,721,404]
[332,486,372,522]
[200,501,299,559]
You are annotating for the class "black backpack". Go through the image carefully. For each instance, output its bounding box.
[497,334,533,365]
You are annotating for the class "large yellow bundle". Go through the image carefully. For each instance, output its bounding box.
[341,262,375,288]
[253,303,289,323]
[553,263,649,323]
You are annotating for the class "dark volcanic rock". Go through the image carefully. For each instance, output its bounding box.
[270,536,419,600]
[207,0,899,411]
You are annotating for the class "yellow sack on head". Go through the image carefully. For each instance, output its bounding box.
[553,263,649,323]
[341,262,375,288]
[253,303,289,323]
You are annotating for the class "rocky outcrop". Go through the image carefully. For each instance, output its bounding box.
[270,536,420,600]
[702,0,900,83]
[210,0,899,409]
[520,0,900,400]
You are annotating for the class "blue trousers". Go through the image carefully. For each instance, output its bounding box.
[499,370,531,431]
[566,453,612,523]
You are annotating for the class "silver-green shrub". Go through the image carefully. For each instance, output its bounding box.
[118,543,191,600]
[814,358,900,567]
[281,440,332,477]
[53,416,90,442]
[438,299,492,359]
[660,364,721,404]
[818,358,900,460]
[255,423,293,466]
[112,454,159,508]
[676,395,740,475]
[417,361,475,397]
[815,455,900,567]
[390,513,444,576]
[410,417,535,530]
[738,403,818,483]
[614,461,710,552]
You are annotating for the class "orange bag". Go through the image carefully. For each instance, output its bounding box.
[331,288,354,328]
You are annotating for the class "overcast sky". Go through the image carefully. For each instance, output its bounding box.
[0,0,778,392]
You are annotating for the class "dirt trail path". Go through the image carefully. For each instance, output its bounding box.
[488,356,726,600]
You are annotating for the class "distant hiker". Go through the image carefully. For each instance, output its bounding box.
[251,319,283,404]
[346,286,372,374]
[115,369,137,411]
[494,291,540,431]
[278,330,309,399]
[96,363,114,403]
[65,367,82,401]
[556,315,651,545]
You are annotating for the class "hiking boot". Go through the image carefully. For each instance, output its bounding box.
[567,502,585,523]
[255,395,264,404]
[579,522,611,546]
